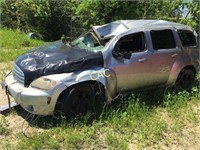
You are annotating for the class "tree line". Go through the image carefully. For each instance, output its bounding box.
[0,0,199,41]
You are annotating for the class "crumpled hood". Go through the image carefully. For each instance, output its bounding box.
[15,41,104,86]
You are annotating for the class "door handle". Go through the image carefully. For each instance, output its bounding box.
[138,58,147,63]
[171,53,178,58]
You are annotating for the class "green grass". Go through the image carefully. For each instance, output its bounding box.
[0,28,45,62]
[0,48,28,62]
[0,116,10,135]
[13,86,199,150]
[0,28,44,49]
[0,28,45,79]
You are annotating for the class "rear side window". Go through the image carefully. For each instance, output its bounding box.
[150,29,176,50]
[177,30,196,46]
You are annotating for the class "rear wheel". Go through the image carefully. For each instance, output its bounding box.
[176,69,195,89]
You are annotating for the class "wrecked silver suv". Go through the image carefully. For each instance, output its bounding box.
[2,20,199,116]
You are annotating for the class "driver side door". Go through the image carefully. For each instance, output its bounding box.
[109,32,154,91]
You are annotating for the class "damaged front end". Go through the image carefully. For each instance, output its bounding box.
[1,29,115,115]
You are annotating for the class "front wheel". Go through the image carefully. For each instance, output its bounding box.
[176,69,195,89]
[56,83,104,119]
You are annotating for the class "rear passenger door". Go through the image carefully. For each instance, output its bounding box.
[149,29,181,85]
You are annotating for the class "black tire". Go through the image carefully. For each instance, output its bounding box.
[176,69,195,89]
[56,83,105,119]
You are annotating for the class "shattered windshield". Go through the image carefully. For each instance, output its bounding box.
[71,31,106,52]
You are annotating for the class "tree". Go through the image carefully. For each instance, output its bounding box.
[0,0,75,41]
[74,0,192,26]
[1,0,198,41]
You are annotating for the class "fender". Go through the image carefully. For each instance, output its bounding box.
[167,58,198,85]
[61,67,117,101]
[166,60,185,85]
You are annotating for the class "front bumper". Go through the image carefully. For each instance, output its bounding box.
[2,73,64,115]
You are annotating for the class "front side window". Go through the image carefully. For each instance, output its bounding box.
[177,30,196,46]
[116,32,146,53]
[150,29,176,50]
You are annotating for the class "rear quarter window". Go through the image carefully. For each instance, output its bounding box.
[177,30,196,46]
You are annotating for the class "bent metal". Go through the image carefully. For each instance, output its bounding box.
[1,20,199,116]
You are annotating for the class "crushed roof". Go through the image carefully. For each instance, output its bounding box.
[93,20,191,39]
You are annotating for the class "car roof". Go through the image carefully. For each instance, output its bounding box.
[92,20,193,39]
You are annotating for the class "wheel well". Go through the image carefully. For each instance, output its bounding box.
[181,65,196,75]
[57,81,105,103]
[81,81,105,97]
[176,65,196,83]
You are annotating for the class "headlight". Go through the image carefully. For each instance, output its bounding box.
[31,77,57,90]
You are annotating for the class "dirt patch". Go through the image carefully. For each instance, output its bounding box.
[0,61,15,111]
[0,109,43,149]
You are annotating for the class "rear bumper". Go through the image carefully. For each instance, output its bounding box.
[2,73,65,115]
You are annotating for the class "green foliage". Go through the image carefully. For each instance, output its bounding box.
[0,0,77,41]
[74,0,199,32]
[74,0,135,27]
[1,0,199,41]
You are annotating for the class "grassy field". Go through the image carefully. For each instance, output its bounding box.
[0,28,44,62]
[0,28,44,80]
[0,29,199,149]
[0,87,199,149]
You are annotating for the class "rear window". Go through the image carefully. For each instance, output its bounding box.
[150,29,176,50]
[178,30,196,46]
